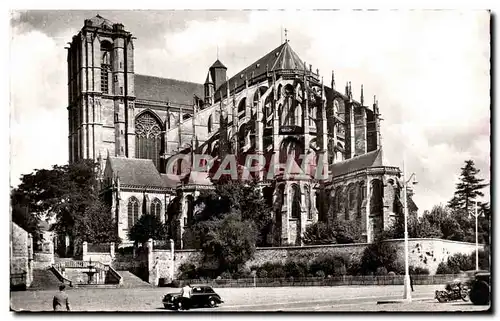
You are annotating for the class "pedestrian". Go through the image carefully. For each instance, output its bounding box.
[53,284,71,311]
[179,283,192,311]
[410,275,414,292]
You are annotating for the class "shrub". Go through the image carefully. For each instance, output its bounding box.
[310,255,348,277]
[315,270,325,278]
[257,269,268,278]
[219,271,232,279]
[361,241,398,274]
[284,261,308,278]
[178,263,198,279]
[413,267,430,275]
[117,246,134,255]
[436,262,453,274]
[387,271,396,276]
[375,267,388,276]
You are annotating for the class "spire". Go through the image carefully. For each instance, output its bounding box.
[205,71,213,84]
[331,70,335,90]
[321,76,325,101]
[360,84,364,106]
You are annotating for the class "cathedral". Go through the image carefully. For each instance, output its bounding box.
[66,15,417,248]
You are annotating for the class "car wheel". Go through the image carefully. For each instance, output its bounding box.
[208,297,217,308]
[460,289,469,301]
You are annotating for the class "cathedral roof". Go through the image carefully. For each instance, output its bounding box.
[214,41,305,101]
[135,74,204,105]
[107,157,165,187]
[87,14,115,29]
[181,170,213,186]
[161,173,182,188]
[330,148,384,178]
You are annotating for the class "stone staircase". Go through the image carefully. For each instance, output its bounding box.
[29,269,62,290]
[118,271,154,288]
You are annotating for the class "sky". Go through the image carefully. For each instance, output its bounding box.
[8,10,491,213]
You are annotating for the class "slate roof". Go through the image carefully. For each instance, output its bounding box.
[330,149,384,178]
[210,59,227,69]
[161,173,182,188]
[181,171,213,186]
[135,74,204,105]
[87,14,115,29]
[108,157,165,187]
[215,41,305,101]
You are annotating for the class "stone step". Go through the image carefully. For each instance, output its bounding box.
[118,271,154,288]
[29,269,62,290]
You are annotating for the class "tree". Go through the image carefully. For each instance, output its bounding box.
[128,214,168,245]
[331,220,362,244]
[11,160,117,243]
[448,160,488,215]
[360,241,400,274]
[201,211,257,273]
[193,179,272,247]
[74,200,119,244]
[303,221,336,245]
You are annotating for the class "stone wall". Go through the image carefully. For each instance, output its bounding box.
[10,222,33,286]
[124,238,484,285]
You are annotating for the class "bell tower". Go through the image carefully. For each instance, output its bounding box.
[66,15,136,171]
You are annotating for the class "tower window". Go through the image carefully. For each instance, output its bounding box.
[100,41,112,94]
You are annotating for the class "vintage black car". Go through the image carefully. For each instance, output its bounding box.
[468,272,490,305]
[162,285,223,310]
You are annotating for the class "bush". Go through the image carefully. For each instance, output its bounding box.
[361,241,398,274]
[413,267,430,275]
[315,270,325,278]
[310,255,348,277]
[284,261,308,278]
[375,267,388,276]
[178,263,198,280]
[387,271,396,276]
[436,262,453,274]
[257,269,268,278]
[219,271,232,279]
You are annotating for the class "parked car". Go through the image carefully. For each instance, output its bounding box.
[163,285,224,310]
[468,271,490,305]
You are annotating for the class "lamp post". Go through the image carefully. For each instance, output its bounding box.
[402,156,417,302]
[474,201,479,271]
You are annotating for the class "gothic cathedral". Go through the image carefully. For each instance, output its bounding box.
[67,15,417,248]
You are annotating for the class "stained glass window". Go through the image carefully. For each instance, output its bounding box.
[135,112,163,169]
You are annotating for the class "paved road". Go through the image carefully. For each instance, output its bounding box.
[10,284,490,312]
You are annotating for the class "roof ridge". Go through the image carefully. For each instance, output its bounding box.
[135,73,203,86]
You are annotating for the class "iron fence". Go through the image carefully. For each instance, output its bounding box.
[175,274,465,288]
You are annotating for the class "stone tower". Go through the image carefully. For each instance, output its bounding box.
[66,15,136,171]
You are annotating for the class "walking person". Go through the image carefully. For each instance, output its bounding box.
[410,274,414,292]
[53,284,71,311]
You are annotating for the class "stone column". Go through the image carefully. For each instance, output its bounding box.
[82,241,88,261]
[365,179,373,243]
[110,242,115,259]
[169,239,175,282]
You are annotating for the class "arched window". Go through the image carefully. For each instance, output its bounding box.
[151,198,162,220]
[207,115,213,133]
[291,185,301,219]
[358,181,365,219]
[135,112,163,169]
[347,183,356,220]
[100,41,112,94]
[127,197,139,229]
[238,98,246,114]
[279,138,304,169]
